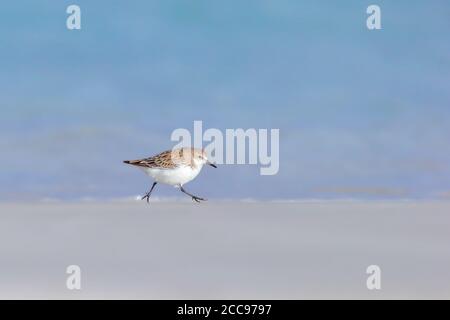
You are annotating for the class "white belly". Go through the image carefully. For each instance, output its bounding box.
[141,165,202,186]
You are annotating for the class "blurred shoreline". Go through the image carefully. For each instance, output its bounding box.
[2,197,450,204]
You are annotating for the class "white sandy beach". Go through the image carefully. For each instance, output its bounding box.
[0,201,449,299]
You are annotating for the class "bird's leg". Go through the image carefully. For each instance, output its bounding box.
[180,186,206,203]
[141,182,157,203]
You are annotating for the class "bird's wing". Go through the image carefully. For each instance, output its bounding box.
[123,150,179,169]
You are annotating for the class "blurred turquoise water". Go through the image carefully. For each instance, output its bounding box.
[1,1,449,200]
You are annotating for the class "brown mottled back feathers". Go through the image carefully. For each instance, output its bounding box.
[124,148,200,169]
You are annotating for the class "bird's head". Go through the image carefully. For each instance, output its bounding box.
[192,148,217,168]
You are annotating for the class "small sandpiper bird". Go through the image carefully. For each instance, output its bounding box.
[123,148,217,203]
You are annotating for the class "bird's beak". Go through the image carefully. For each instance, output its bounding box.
[207,161,217,168]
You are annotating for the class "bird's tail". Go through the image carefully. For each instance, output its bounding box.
[123,159,145,166]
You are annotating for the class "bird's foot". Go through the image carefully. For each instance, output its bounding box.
[192,196,206,203]
[141,192,151,203]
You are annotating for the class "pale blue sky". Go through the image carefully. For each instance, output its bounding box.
[1,1,449,200]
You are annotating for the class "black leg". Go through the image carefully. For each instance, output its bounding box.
[141,182,157,203]
[180,186,206,203]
